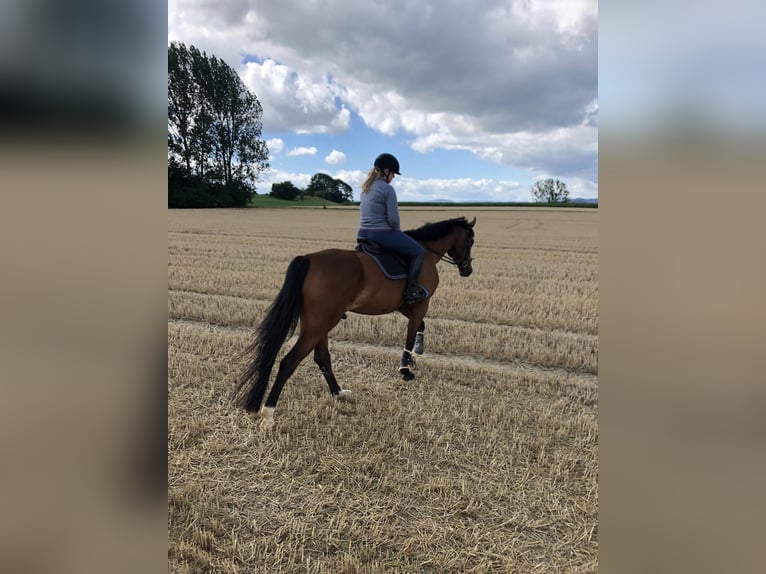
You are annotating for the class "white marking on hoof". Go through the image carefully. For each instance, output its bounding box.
[259,407,275,430]
[336,389,352,401]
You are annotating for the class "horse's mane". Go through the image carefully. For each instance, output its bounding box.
[405,216,474,242]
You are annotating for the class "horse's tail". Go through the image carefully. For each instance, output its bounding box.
[232,255,310,412]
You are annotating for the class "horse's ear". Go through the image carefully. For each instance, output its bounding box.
[469,217,476,228]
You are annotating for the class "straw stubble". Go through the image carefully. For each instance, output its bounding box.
[168,207,598,573]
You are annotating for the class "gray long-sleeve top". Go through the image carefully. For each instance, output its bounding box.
[358,178,401,231]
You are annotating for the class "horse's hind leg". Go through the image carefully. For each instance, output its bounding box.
[314,335,350,399]
[261,335,315,427]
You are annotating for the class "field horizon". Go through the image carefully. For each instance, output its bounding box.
[239,194,598,209]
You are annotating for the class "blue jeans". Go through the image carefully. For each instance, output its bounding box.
[358,229,425,259]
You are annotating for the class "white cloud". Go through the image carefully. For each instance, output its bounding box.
[286,146,317,157]
[395,177,528,203]
[240,58,350,133]
[324,149,346,165]
[260,167,313,191]
[409,121,598,185]
[266,138,284,154]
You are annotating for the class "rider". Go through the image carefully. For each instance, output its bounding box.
[357,153,428,305]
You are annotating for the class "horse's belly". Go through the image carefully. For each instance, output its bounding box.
[347,284,404,314]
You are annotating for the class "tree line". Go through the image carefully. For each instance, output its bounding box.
[270,173,353,204]
[168,42,269,207]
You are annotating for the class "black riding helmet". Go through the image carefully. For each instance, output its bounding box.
[374,153,401,175]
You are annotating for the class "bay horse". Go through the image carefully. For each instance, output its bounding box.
[232,216,476,428]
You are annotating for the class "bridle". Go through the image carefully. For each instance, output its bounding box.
[427,229,474,274]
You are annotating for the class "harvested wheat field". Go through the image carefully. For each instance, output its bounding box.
[168,206,598,573]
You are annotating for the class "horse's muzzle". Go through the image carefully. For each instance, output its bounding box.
[459,264,473,277]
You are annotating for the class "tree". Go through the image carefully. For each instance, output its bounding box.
[168,41,270,207]
[335,179,353,203]
[531,178,570,203]
[270,181,301,201]
[167,42,197,173]
[305,173,354,204]
[199,54,268,188]
[187,45,215,179]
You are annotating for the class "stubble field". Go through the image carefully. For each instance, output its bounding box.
[168,206,598,573]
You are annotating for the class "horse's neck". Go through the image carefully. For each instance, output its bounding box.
[424,233,455,258]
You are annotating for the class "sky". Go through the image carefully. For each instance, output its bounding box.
[168,0,598,202]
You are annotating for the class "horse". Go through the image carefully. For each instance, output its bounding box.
[232,216,476,428]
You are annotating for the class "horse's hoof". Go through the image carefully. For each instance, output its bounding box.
[259,407,275,430]
[336,389,352,401]
[399,368,415,381]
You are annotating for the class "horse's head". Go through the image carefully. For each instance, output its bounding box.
[447,217,476,277]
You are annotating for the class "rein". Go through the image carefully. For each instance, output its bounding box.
[427,245,460,266]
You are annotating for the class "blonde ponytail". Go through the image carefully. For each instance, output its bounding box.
[361,166,386,194]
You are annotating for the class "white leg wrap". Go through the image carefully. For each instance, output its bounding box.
[414,332,425,355]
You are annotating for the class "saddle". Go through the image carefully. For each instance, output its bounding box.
[355,238,408,280]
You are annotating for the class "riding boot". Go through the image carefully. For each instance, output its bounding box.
[403,253,428,304]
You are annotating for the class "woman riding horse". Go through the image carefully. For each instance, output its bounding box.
[232,174,476,428]
[357,153,428,305]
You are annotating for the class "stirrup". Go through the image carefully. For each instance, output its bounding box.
[403,286,428,304]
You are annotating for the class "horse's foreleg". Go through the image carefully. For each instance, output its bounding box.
[398,313,426,357]
[400,310,428,381]
[313,336,349,398]
[261,336,315,428]
[413,319,425,355]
